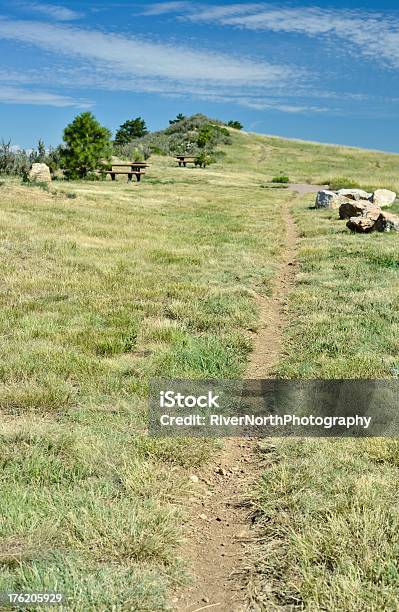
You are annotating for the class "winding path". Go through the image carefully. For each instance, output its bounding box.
[174,193,300,612]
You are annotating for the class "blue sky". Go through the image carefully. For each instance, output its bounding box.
[1,1,399,151]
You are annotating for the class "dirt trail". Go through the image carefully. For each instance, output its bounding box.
[174,196,299,612]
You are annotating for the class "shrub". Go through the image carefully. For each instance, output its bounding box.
[45,145,63,174]
[195,152,215,168]
[0,141,30,178]
[324,177,361,190]
[272,175,290,184]
[61,112,112,180]
[113,142,151,161]
[227,120,243,130]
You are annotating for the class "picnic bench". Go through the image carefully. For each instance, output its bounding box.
[100,162,149,182]
[175,156,196,167]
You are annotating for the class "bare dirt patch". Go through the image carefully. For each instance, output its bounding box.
[174,198,298,611]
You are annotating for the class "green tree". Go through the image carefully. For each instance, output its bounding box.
[37,139,46,161]
[169,113,186,125]
[227,120,243,130]
[61,112,112,179]
[114,117,148,145]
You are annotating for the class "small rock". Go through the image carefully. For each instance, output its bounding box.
[217,467,227,476]
[199,513,208,520]
[372,189,397,208]
[202,597,210,604]
[189,474,199,483]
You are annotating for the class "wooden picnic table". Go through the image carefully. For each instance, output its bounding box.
[175,155,196,167]
[99,161,149,182]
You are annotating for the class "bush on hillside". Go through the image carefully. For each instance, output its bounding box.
[272,175,290,183]
[227,120,243,130]
[113,114,231,164]
[114,142,152,161]
[325,177,361,190]
[194,152,215,168]
[61,112,112,180]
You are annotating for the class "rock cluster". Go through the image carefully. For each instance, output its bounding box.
[315,187,399,233]
[28,163,51,183]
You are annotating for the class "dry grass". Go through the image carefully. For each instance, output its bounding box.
[0,141,287,610]
[1,129,399,609]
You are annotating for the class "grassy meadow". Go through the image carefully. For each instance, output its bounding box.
[253,150,399,610]
[0,138,288,610]
[1,129,399,610]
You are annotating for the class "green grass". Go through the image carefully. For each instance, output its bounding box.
[0,145,287,609]
[253,190,399,610]
[2,129,399,609]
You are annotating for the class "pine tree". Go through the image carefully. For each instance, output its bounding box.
[169,113,186,125]
[62,112,112,179]
[114,118,148,145]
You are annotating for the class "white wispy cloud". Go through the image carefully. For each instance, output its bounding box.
[176,3,399,69]
[0,17,296,85]
[0,85,90,107]
[0,15,351,113]
[141,1,192,16]
[20,2,82,21]
[0,16,324,114]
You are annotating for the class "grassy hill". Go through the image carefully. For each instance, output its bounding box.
[0,130,399,610]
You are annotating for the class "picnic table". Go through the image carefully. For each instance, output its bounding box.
[175,155,196,167]
[100,161,149,182]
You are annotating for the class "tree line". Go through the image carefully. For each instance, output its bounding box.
[0,113,243,180]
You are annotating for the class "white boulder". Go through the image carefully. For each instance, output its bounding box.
[372,189,396,208]
[28,163,51,183]
[337,188,373,201]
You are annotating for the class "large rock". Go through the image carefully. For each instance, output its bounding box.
[337,188,373,201]
[372,189,396,208]
[28,163,51,183]
[375,211,399,232]
[346,206,382,233]
[347,216,377,233]
[315,190,350,209]
[339,200,373,220]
